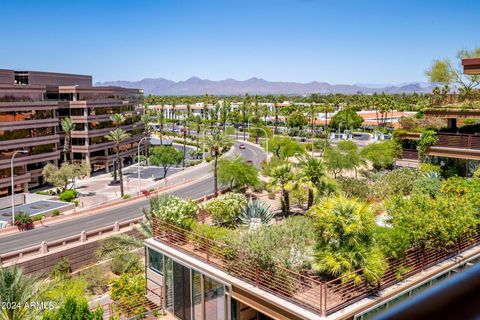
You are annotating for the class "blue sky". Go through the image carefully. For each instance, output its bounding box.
[1,0,479,84]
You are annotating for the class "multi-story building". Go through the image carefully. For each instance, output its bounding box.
[0,69,145,196]
[396,58,480,175]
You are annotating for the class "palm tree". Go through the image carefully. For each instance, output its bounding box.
[309,196,386,284]
[298,156,329,209]
[109,113,126,182]
[204,130,232,197]
[0,265,43,320]
[157,109,165,145]
[105,128,130,197]
[61,117,75,164]
[110,113,126,128]
[268,163,296,215]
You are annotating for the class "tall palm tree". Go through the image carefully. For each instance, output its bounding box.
[298,156,329,209]
[61,117,75,164]
[204,130,231,197]
[109,113,126,182]
[0,265,43,320]
[268,163,296,215]
[105,128,130,197]
[157,109,165,145]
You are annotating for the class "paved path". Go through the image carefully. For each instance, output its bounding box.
[0,141,264,254]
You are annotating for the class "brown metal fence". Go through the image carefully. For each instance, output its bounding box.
[152,219,480,317]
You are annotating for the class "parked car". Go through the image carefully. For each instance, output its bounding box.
[239,144,246,149]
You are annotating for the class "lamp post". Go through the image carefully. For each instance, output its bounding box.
[138,136,150,195]
[250,127,269,164]
[11,150,27,226]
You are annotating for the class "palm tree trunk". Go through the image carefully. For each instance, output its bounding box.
[282,189,290,214]
[307,188,314,209]
[117,149,124,197]
[214,154,219,197]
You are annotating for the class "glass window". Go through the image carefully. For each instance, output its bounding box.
[148,248,163,274]
[165,256,174,313]
[204,275,225,320]
[173,260,192,320]
[192,270,202,320]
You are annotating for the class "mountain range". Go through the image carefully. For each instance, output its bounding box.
[96,77,436,96]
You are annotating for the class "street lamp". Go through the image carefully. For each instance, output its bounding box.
[138,136,150,195]
[250,127,269,164]
[11,150,28,226]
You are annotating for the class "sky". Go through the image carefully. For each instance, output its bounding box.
[1,0,479,85]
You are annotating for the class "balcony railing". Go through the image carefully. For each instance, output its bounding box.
[401,149,419,160]
[152,218,480,317]
[435,133,480,150]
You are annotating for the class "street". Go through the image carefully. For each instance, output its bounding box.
[0,141,265,254]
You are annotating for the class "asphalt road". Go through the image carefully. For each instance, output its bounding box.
[0,141,265,254]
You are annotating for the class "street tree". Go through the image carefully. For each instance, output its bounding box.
[267,136,305,159]
[43,161,90,193]
[60,117,75,164]
[204,130,232,197]
[148,146,184,178]
[105,128,130,197]
[217,156,260,190]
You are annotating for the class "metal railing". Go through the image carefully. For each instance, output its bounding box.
[435,133,480,150]
[0,217,142,264]
[152,219,480,317]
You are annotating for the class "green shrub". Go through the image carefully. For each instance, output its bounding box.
[80,266,111,295]
[13,213,34,231]
[59,189,78,202]
[110,251,142,275]
[203,193,246,227]
[371,168,421,200]
[32,214,45,221]
[72,200,79,207]
[149,194,199,229]
[49,257,71,279]
[110,273,147,317]
[336,177,371,200]
[122,194,131,199]
[52,209,61,216]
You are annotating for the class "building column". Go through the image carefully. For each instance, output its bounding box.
[22,182,28,193]
[105,161,110,173]
[85,154,91,178]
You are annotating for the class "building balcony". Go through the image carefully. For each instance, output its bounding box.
[0,151,60,170]
[0,173,31,189]
[0,118,59,131]
[71,135,144,153]
[70,123,144,138]
[149,219,480,318]
[427,133,480,161]
[0,134,59,151]
[0,101,59,111]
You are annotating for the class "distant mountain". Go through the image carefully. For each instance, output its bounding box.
[96,77,436,96]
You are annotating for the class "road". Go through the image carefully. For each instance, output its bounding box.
[0,141,265,254]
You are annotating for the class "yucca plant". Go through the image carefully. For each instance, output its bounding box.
[238,199,275,228]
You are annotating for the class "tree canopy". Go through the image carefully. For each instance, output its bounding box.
[149,146,184,178]
[217,156,259,190]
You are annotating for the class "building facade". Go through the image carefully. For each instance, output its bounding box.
[0,69,145,196]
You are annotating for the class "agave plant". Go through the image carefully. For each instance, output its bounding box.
[238,199,275,228]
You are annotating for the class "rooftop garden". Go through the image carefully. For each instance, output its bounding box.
[147,136,480,314]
